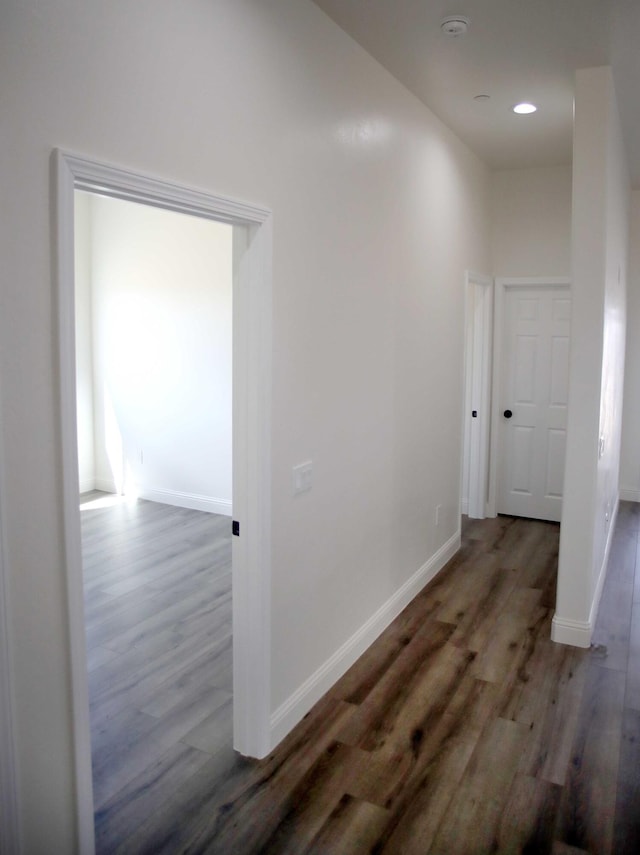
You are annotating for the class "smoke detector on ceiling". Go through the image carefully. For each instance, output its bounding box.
[440,15,470,37]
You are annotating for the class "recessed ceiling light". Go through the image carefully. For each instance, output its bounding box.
[440,15,470,37]
[474,94,490,101]
[512,102,537,114]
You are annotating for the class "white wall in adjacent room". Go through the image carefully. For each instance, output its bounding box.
[88,194,233,514]
[74,190,96,493]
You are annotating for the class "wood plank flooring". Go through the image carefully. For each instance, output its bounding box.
[81,493,233,850]
[83,494,640,854]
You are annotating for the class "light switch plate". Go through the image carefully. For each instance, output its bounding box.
[293,461,313,495]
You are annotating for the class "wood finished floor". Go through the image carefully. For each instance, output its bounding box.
[82,493,233,852]
[84,494,640,854]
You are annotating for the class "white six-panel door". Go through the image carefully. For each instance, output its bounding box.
[497,284,571,522]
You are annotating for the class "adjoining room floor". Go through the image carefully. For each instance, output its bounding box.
[84,495,640,854]
[81,494,233,853]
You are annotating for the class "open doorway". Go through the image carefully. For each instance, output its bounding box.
[74,192,235,847]
[55,151,272,853]
[74,192,233,514]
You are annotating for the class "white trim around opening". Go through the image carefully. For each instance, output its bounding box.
[0,388,21,853]
[54,150,272,855]
[462,272,493,520]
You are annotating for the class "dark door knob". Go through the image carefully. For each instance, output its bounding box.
[503,409,513,419]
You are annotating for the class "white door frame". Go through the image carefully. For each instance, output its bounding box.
[0,387,21,853]
[55,150,272,854]
[488,276,571,518]
[462,272,493,519]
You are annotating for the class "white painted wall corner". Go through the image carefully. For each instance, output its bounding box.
[551,493,620,649]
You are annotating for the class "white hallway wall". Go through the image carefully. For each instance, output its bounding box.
[0,0,490,849]
[76,192,233,514]
[491,166,572,278]
[620,190,640,499]
[555,67,630,646]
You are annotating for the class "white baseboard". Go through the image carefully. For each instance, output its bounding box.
[95,477,118,494]
[550,615,592,648]
[460,498,469,515]
[552,494,620,650]
[79,477,96,494]
[619,488,640,502]
[91,480,232,516]
[269,529,461,748]
[137,487,232,516]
